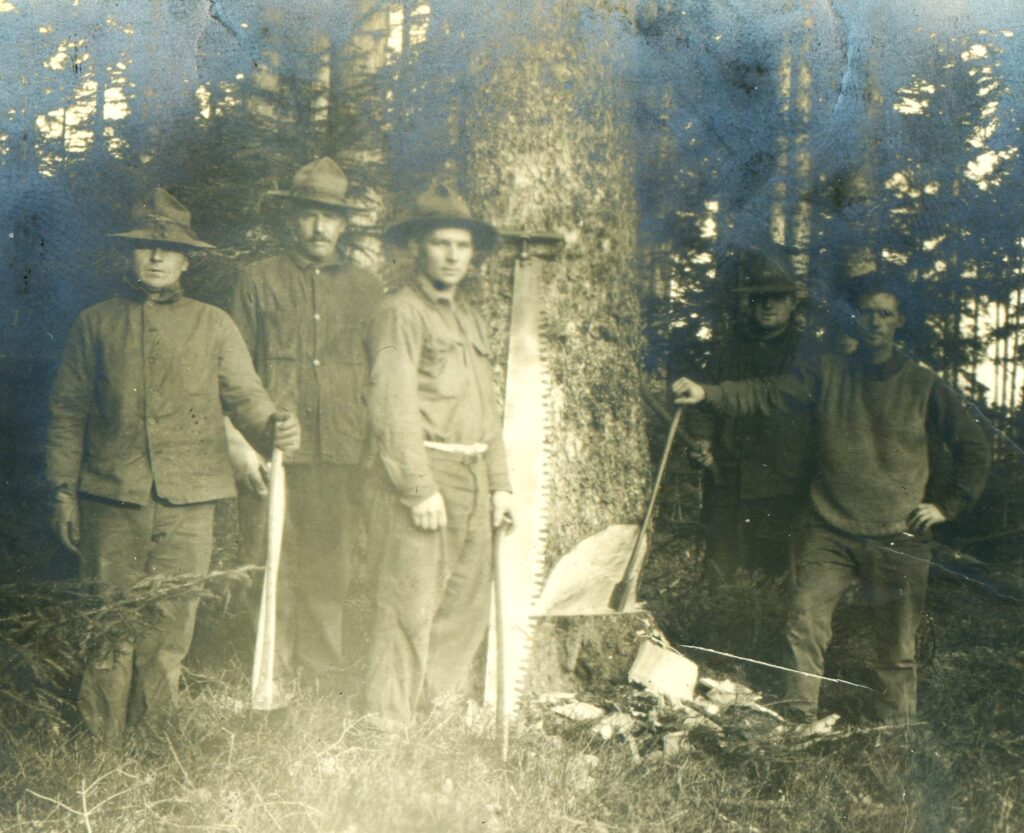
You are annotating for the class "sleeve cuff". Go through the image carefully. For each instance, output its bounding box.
[703,385,724,408]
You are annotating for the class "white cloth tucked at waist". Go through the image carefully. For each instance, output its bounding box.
[424,441,489,455]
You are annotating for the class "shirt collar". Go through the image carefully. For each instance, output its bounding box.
[411,275,456,306]
[287,248,345,272]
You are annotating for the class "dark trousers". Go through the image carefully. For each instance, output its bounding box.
[364,453,492,724]
[78,494,215,741]
[702,473,801,581]
[238,463,365,686]
[783,513,933,724]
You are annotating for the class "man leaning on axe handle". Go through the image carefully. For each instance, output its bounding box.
[673,272,990,725]
[227,158,383,697]
[363,183,514,729]
[46,188,300,741]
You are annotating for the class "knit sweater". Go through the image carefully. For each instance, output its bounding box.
[687,322,814,501]
[703,352,990,536]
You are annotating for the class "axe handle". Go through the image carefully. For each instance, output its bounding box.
[610,407,683,612]
[252,446,285,710]
[492,526,510,761]
[641,388,720,482]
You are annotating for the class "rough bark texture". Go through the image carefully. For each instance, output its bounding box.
[458,1,653,694]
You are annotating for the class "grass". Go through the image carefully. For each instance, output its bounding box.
[0,521,1021,832]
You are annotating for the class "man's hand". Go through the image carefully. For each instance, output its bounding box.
[491,490,515,530]
[230,442,270,496]
[412,492,447,531]
[672,377,706,405]
[53,492,80,555]
[688,439,715,469]
[272,411,302,453]
[225,418,270,496]
[907,503,946,534]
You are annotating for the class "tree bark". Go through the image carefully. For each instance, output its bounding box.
[454,0,653,692]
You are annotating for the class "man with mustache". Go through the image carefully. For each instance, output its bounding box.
[228,158,382,697]
[673,274,989,724]
[47,188,300,740]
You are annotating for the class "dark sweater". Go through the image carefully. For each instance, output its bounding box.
[704,351,990,536]
[687,323,814,501]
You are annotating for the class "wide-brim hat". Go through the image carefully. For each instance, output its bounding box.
[266,157,360,211]
[109,187,214,249]
[383,183,499,252]
[728,248,799,295]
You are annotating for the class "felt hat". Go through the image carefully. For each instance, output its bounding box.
[109,188,214,249]
[730,249,799,295]
[383,183,499,251]
[266,157,360,210]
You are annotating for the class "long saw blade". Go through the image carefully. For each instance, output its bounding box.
[485,248,552,718]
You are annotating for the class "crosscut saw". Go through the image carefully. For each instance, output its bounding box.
[485,231,562,719]
[485,238,705,722]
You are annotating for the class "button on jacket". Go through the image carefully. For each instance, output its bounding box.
[366,280,512,506]
[47,292,278,506]
[230,252,381,465]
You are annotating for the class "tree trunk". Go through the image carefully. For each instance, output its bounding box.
[453,0,653,693]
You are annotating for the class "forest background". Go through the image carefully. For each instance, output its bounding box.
[0,2,1021,832]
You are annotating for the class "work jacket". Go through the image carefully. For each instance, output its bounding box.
[231,251,382,466]
[47,289,277,505]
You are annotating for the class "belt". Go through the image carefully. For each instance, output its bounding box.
[424,441,488,462]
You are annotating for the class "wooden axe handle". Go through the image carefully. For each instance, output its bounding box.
[609,407,683,612]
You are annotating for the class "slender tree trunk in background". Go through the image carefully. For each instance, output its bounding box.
[452,0,653,690]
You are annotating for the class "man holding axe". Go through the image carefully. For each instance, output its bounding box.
[47,188,300,740]
[364,183,514,727]
[228,158,382,697]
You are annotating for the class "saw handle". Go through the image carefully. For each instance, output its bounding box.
[610,407,683,612]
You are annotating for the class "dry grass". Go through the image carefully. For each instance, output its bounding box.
[0,530,1020,832]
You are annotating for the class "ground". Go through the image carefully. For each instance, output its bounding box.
[1,513,1021,833]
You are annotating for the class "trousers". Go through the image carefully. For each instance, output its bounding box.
[77,493,215,741]
[702,480,803,581]
[237,463,365,685]
[364,452,492,723]
[783,513,933,724]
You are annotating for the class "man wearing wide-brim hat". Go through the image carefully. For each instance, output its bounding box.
[227,157,382,695]
[46,187,300,741]
[685,248,815,586]
[364,183,514,726]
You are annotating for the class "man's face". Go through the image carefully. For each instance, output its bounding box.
[292,206,347,262]
[856,291,904,352]
[132,246,189,290]
[749,292,796,334]
[416,227,474,290]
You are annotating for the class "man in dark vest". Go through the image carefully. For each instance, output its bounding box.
[364,183,514,727]
[673,274,990,724]
[687,249,813,582]
[228,158,382,694]
[47,189,300,740]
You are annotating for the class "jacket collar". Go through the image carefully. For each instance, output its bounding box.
[121,276,186,304]
[287,248,345,272]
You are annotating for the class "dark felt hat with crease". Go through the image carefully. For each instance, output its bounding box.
[266,157,360,210]
[383,183,499,251]
[109,188,214,249]
[728,249,798,295]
